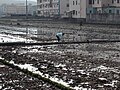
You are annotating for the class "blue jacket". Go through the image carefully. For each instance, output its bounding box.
[56,32,64,39]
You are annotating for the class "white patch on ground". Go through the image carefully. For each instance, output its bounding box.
[0,57,4,60]
[7,60,94,89]
[0,34,34,43]
[91,65,120,74]
[0,86,2,89]
[54,63,66,68]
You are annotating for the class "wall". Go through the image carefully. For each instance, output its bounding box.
[80,0,87,18]
[69,0,81,18]
[60,0,69,18]
[86,14,120,24]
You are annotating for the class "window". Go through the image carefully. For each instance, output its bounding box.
[117,0,119,3]
[73,10,75,15]
[112,0,114,3]
[97,0,99,4]
[40,0,42,3]
[76,11,77,15]
[109,10,112,13]
[76,1,77,5]
[89,0,92,4]
[93,0,94,4]
[66,4,69,7]
[90,10,92,13]
[117,10,119,14]
[38,11,41,14]
[73,1,75,5]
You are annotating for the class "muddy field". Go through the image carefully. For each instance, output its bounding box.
[0,22,120,90]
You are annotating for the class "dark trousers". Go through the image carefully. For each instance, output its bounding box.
[56,35,60,42]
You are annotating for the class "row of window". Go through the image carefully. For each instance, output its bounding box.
[112,0,120,3]
[39,3,58,8]
[39,0,58,3]
[38,10,59,14]
[72,10,79,15]
[89,0,120,5]
[89,9,120,14]
[73,0,78,5]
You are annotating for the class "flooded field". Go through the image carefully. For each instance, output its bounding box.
[0,23,120,90]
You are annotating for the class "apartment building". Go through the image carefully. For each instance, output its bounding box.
[87,0,111,14]
[69,0,92,18]
[86,0,120,23]
[92,0,110,7]
[107,0,120,14]
[111,0,120,7]
[2,3,36,17]
[37,0,69,17]
[87,0,120,14]
[4,4,26,15]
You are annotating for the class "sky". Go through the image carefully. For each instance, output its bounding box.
[25,0,37,1]
[23,0,36,1]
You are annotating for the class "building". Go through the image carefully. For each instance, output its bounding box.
[0,3,36,17]
[4,3,26,15]
[87,0,120,14]
[111,0,120,7]
[30,5,37,16]
[37,0,69,18]
[60,0,69,18]
[87,0,111,14]
[69,0,92,19]
[86,0,120,23]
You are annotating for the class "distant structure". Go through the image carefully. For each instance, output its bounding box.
[37,0,69,18]
[0,2,37,17]
[86,0,120,23]
[69,0,92,19]
[5,3,27,15]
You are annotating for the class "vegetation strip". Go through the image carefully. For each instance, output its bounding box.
[0,59,73,90]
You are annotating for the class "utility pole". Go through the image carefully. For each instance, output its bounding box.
[26,0,28,41]
[79,0,82,30]
[26,0,28,20]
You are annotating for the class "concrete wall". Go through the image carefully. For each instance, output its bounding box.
[80,0,87,18]
[86,14,120,24]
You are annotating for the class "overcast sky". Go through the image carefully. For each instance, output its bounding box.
[27,0,37,1]
[19,0,37,2]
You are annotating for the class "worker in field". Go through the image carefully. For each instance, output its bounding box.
[56,32,64,42]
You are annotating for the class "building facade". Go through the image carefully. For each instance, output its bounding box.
[87,0,120,14]
[4,4,26,15]
[111,0,120,7]
[68,0,92,19]
[37,0,69,18]
[86,0,120,23]
[0,3,36,17]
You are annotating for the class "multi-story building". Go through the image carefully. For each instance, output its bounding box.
[106,0,120,14]
[4,4,26,15]
[37,0,120,19]
[86,0,120,23]
[111,0,120,7]
[0,3,36,17]
[87,0,120,14]
[37,0,69,18]
[69,0,92,18]
[87,0,111,14]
